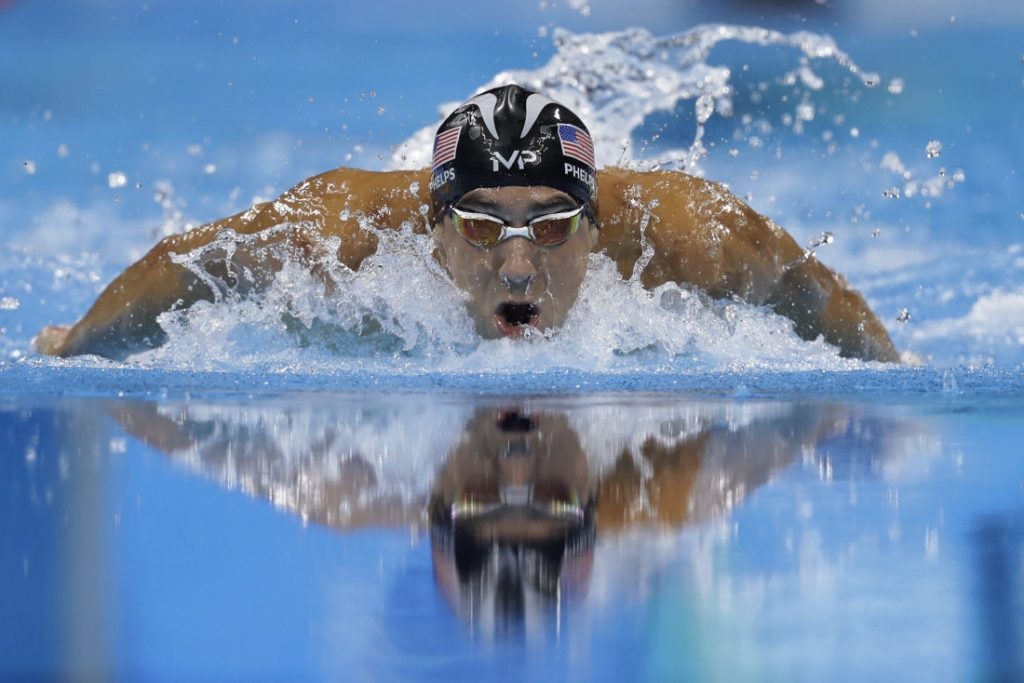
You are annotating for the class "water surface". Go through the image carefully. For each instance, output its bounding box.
[4,390,1023,680]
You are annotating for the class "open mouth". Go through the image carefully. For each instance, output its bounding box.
[495,302,540,337]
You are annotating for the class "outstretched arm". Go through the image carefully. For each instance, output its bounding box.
[35,168,429,359]
[594,167,900,362]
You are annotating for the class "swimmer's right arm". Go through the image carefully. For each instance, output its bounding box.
[35,221,237,359]
[34,167,431,359]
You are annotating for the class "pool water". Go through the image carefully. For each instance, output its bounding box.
[3,391,1023,681]
[1,0,1022,680]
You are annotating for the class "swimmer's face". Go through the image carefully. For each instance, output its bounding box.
[432,409,592,543]
[432,186,599,339]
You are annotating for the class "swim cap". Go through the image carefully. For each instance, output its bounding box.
[428,84,598,221]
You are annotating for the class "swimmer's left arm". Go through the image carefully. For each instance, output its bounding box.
[595,167,900,363]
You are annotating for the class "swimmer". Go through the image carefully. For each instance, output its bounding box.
[34,84,900,362]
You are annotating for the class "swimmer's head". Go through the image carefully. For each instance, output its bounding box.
[428,408,596,631]
[428,84,598,222]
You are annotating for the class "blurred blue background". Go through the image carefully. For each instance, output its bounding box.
[2,0,1020,258]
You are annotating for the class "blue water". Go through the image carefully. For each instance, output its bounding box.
[1,0,1023,680]
[4,392,1024,681]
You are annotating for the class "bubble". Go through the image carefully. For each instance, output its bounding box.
[22,160,36,174]
[925,140,942,159]
[0,297,20,310]
[888,78,905,95]
[896,309,911,323]
[108,172,128,189]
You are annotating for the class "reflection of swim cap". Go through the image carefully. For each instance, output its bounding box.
[428,84,598,221]
[429,498,596,634]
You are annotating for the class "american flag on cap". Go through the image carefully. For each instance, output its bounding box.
[558,123,595,168]
[431,127,461,170]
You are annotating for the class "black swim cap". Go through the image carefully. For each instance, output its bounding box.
[428,84,598,221]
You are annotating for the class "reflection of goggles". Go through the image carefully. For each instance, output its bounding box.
[448,205,585,247]
[449,481,584,523]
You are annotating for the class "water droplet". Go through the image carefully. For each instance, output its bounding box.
[808,232,833,249]
[925,140,942,158]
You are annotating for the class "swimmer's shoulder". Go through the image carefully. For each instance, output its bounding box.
[281,166,432,235]
[164,167,432,271]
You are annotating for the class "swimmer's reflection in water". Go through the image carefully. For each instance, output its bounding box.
[428,410,597,632]
[106,398,865,631]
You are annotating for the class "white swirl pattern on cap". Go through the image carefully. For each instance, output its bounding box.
[521,93,560,138]
[463,92,499,140]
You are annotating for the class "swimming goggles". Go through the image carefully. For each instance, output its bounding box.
[448,204,586,247]
[449,481,585,523]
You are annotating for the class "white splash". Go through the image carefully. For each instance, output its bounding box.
[391,25,880,174]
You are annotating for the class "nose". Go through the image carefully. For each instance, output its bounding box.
[498,238,538,295]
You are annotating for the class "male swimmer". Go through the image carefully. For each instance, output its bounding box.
[35,84,900,362]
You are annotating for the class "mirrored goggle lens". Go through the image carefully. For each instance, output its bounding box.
[530,210,582,246]
[452,212,505,247]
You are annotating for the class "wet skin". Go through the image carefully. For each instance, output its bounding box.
[432,186,600,339]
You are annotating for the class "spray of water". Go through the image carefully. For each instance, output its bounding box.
[391,24,881,174]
